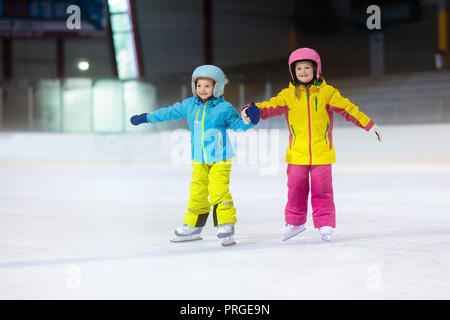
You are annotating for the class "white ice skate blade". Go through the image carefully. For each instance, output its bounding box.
[281,226,306,241]
[321,234,332,241]
[170,234,202,243]
[221,237,236,247]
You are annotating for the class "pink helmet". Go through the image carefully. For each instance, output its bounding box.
[288,48,322,81]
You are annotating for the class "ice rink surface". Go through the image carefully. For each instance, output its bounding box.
[1,124,450,299]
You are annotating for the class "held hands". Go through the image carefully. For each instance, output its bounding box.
[130,113,148,126]
[240,106,251,124]
[369,124,382,142]
[240,103,260,125]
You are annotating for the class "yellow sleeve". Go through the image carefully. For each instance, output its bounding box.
[255,89,290,120]
[327,87,374,131]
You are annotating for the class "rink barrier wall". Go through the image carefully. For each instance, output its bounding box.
[1,124,450,166]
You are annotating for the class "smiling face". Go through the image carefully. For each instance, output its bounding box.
[195,78,215,100]
[294,60,315,84]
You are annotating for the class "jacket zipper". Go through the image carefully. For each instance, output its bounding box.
[324,123,329,146]
[201,101,208,163]
[218,131,222,149]
[290,124,296,148]
[195,108,200,123]
[306,88,312,165]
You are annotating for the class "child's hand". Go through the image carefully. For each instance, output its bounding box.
[369,124,382,142]
[240,105,252,124]
[130,113,148,126]
[240,103,260,125]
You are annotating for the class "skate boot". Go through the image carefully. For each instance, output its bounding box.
[281,223,306,241]
[217,223,236,246]
[318,226,334,241]
[170,224,202,242]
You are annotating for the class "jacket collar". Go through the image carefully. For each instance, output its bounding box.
[289,79,326,92]
[194,95,224,107]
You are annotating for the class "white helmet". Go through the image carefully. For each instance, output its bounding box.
[191,65,228,98]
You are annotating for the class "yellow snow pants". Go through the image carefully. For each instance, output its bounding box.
[183,160,237,227]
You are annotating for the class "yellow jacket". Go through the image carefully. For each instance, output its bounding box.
[255,80,374,165]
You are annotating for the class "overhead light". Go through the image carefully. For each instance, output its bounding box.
[77,60,90,71]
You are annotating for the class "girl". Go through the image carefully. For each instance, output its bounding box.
[241,48,382,241]
[131,65,260,246]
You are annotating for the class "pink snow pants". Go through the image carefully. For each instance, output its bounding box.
[285,164,336,228]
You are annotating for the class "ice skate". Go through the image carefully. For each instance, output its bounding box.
[216,223,235,238]
[170,224,202,242]
[217,224,236,246]
[318,226,334,241]
[281,223,306,241]
[221,235,236,246]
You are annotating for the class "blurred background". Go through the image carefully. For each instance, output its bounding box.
[0,0,449,133]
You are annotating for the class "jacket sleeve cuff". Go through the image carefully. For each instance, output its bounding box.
[365,120,375,131]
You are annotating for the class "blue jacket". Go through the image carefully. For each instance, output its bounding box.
[147,96,254,163]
